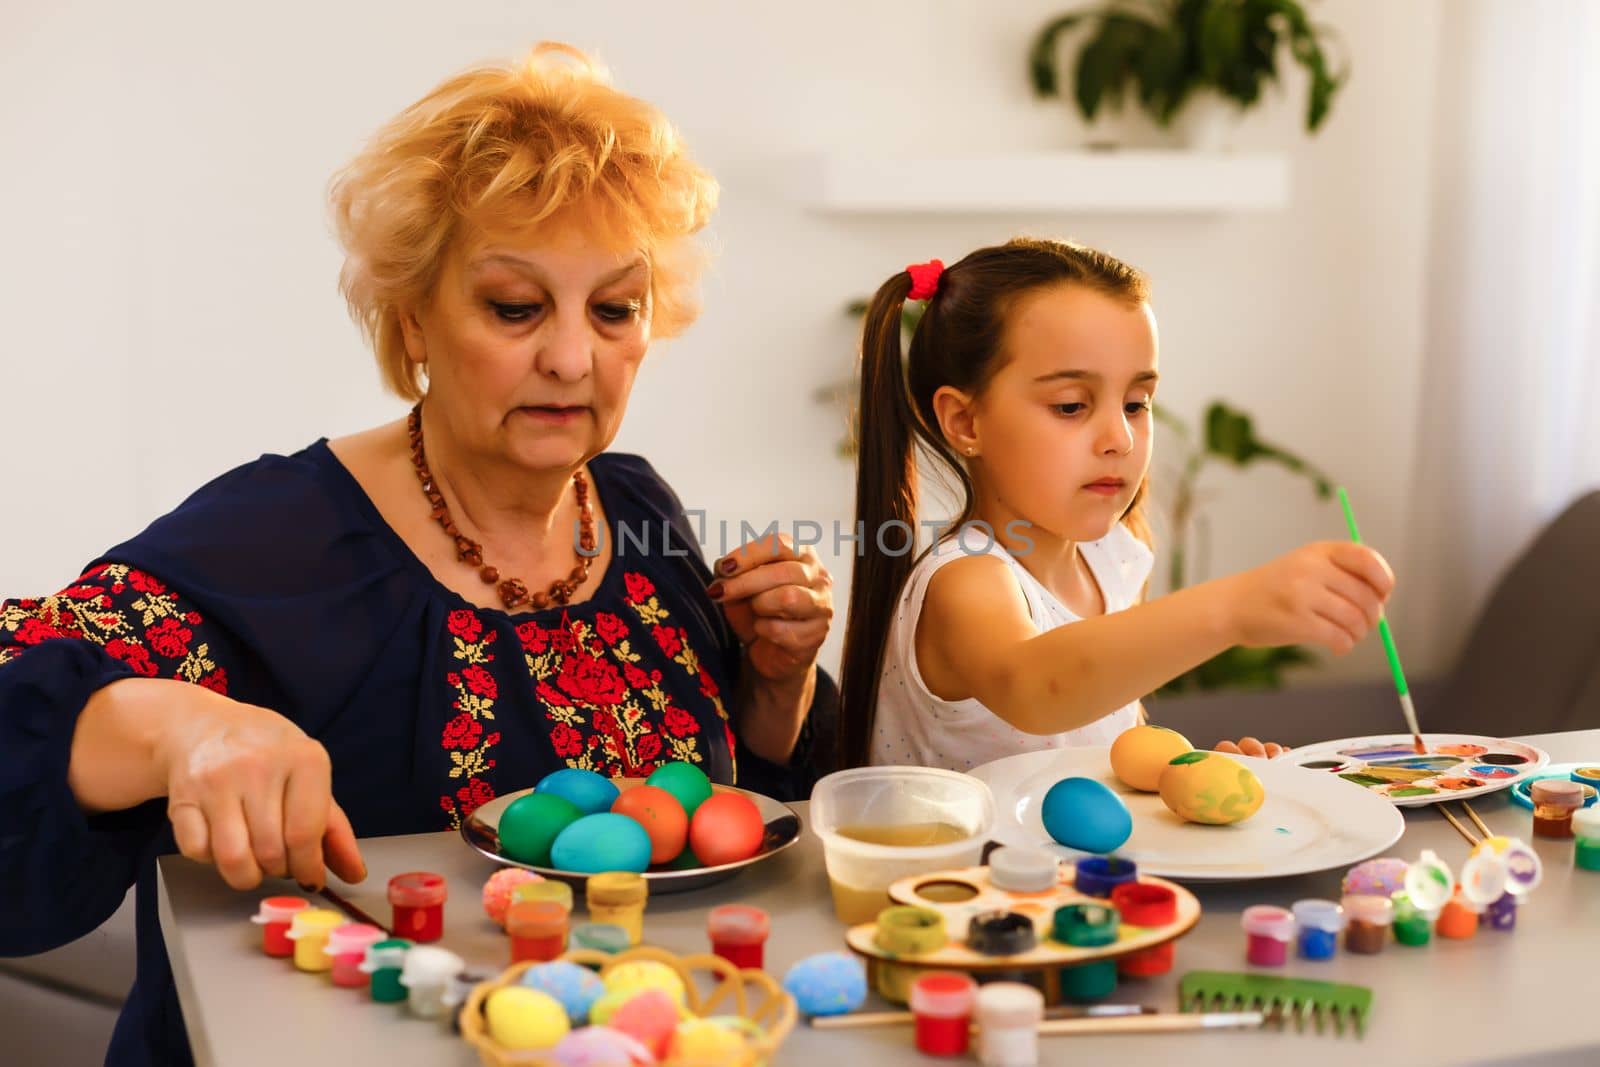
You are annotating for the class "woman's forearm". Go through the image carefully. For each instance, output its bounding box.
[68,678,175,813]
[736,664,814,766]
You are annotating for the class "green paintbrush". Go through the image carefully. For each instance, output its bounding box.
[1337,487,1425,754]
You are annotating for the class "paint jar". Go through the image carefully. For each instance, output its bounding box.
[1403,850,1456,914]
[1341,895,1393,954]
[324,922,386,988]
[1239,906,1293,966]
[909,972,978,1057]
[873,906,947,1003]
[975,982,1044,1067]
[1072,856,1138,899]
[1575,807,1600,871]
[1110,883,1178,976]
[388,872,447,943]
[585,872,647,945]
[988,847,1059,893]
[1435,889,1481,940]
[1390,893,1433,946]
[570,922,630,956]
[506,900,569,963]
[706,905,770,969]
[359,938,413,1002]
[1052,903,1119,1002]
[398,945,464,1019]
[966,911,1037,957]
[284,908,344,973]
[1290,899,1345,960]
[512,878,575,913]
[1485,891,1518,931]
[1572,767,1600,790]
[250,896,309,958]
[1531,779,1584,839]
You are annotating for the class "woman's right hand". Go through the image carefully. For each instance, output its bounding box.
[1222,541,1395,655]
[72,678,366,891]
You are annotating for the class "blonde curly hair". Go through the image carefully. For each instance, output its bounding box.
[330,42,719,399]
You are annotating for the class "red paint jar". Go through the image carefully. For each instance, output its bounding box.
[505,900,568,964]
[388,872,447,943]
[706,905,770,970]
[1240,905,1294,966]
[909,972,977,1057]
[251,896,309,957]
[1110,883,1178,977]
[324,923,386,988]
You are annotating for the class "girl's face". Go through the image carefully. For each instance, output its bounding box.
[954,284,1158,544]
[401,211,653,472]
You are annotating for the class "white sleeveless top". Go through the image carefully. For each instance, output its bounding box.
[870,523,1154,771]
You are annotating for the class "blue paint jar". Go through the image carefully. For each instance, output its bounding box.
[1291,899,1344,960]
[1073,857,1138,899]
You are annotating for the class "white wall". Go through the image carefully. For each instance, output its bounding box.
[1,0,1448,684]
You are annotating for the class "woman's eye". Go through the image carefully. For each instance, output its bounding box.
[1052,402,1086,416]
[594,302,640,324]
[489,301,540,323]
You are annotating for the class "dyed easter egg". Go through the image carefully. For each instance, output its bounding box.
[1110,725,1194,792]
[519,960,605,1025]
[1159,751,1264,825]
[688,792,765,866]
[669,1018,750,1061]
[482,868,542,927]
[549,813,652,874]
[610,785,689,865]
[485,987,570,1051]
[782,952,867,1017]
[536,768,621,816]
[1040,777,1133,854]
[550,1026,654,1067]
[664,846,704,870]
[498,793,582,866]
[646,761,713,817]
[601,960,687,1003]
[607,988,681,1059]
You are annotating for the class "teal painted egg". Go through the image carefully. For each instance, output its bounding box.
[549,813,652,874]
[536,768,621,816]
[645,762,713,817]
[499,793,583,866]
[1041,777,1132,854]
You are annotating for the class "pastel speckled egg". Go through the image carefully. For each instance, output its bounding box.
[1110,725,1194,792]
[1041,777,1133,854]
[536,768,621,816]
[549,813,652,874]
[549,1026,654,1067]
[610,785,689,865]
[782,952,867,1017]
[645,761,713,817]
[482,868,542,927]
[498,793,582,866]
[484,987,570,1051]
[518,960,605,1025]
[1159,751,1264,825]
[607,989,681,1059]
[688,792,765,867]
[669,1018,750,1061]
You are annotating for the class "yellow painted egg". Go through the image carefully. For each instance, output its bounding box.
[1109,725,1194,792]
[1158,750,1264,825]
[485,987,571,1050]
[668,1017,750,1061]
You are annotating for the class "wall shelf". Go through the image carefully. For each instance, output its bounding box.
[803,151,1289,215]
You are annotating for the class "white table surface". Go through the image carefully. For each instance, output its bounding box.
[159,729,1600,1067]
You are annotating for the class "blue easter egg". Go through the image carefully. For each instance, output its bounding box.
[520,960,606,1025]
[781,952,867,1017]
[536,768,621,816]
[1041,777,1132,854]
[549,813,652,874]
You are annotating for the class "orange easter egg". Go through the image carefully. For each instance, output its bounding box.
[610,785,689,865]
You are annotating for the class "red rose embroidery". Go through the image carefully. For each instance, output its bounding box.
[697,666,720,698]
[663,707,700,738]
[594,612,628,646]
[456,777,495,816]
[461,664,498,700]
[146,618,193,658]
[550,722,584,758]
[441,713,482,750]
[636,734,663,763]
[549,626,578,655]
[652,625,682,658]
[128,571,166,595]
[623,663,654,690]
[447,610,483,642]
[556,653,626,707]
[185,612,202,625]
[517,621,549,654]
[105,639,157,677]
[591,710,617,735]
[536,679,571,707]
[63,584,103,601]
[15,618,63,645]
[198,668,229,694]
[624,573,656,604]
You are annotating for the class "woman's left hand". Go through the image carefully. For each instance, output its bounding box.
[710,533,833,685]
[1215,737,1290,759]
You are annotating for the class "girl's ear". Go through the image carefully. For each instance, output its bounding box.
[931,385,980,457]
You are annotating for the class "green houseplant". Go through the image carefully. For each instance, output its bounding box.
[1028,0,1347,136]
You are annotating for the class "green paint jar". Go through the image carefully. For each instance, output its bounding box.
[1390,893,1433,946]
[361,938,413,1003]
[1574,807,1600,871]
[1052,903,1120,1002]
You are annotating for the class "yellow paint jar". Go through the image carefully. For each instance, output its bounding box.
[585,872,648,945]
[285,908,344,973]
[872,906,947,1003]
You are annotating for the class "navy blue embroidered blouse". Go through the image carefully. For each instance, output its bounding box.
[0,440,828,1065]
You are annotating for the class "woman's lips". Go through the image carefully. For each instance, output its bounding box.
[516,405,588,424]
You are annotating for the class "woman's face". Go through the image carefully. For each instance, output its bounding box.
[403,211,652,472]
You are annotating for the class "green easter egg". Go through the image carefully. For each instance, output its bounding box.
[645,761,713,818]
[663,846,704,871]
[498,792,582,866]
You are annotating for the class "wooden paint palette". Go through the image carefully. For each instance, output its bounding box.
[844,863,1200,999]
[1289,733,1549,807]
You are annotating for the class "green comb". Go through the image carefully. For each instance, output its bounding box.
[1179,971,1374,1036]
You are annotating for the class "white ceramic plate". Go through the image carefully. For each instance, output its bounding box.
[1287,733,1550,808]
[971,746,1405,882]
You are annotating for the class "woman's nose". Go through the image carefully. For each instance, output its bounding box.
[534,312,593,382]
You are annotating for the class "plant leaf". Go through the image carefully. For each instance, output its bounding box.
[1028,14,1086,98]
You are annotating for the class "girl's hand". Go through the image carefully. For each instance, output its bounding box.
[1222,542,1395,655]
[1215,737,1290,759]
[710,534,833,684]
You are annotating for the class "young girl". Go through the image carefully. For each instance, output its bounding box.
[839,239,1395,771]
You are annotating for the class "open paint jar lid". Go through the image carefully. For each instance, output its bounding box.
[989,846,1058,893]
[966,910,1037,956]
[1109,882,1176,926]
[874,906,947,955]
[1052,902,1119,947]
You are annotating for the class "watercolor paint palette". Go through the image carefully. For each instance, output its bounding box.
[1290,733,1550,807]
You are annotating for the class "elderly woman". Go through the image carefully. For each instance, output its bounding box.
[0,43,833,1065]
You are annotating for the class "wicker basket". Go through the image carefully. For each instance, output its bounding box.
[460,945,796,1067]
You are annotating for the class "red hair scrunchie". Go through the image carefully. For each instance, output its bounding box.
[906,259,944,301]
